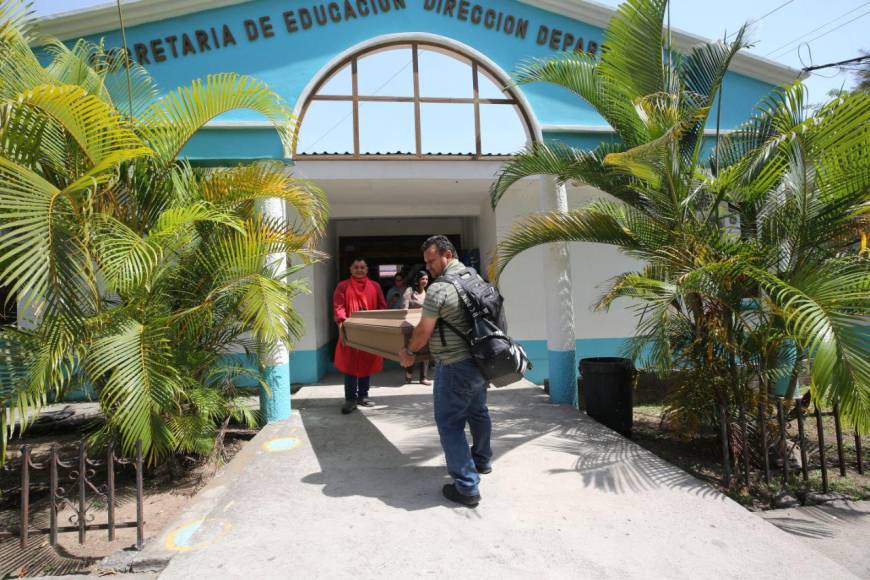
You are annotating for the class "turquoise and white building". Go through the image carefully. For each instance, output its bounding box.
[38,0,800,419]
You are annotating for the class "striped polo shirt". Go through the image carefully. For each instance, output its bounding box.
[422,259,473,364]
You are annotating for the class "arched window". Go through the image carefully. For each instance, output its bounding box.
[295,41,536,159]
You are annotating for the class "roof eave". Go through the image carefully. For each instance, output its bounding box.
[517,0,805,85]
[33,0,805,85]
[33,0,252,43]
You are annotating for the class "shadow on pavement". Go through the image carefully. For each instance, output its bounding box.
[298,393,449,511]
[762,517,836,539]
[297,378,720,510]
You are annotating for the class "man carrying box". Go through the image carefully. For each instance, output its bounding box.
[398,235,492,507]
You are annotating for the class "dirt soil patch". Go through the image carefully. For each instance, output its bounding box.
[0,408,255,578]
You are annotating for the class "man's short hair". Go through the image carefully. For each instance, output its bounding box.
[394,272,404,280]
[350,257,367,265]
[421,235,456,256]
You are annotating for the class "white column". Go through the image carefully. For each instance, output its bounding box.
[258,197,292,421]
[539,176,576,404]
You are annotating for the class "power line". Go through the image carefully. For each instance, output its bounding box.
[725,0,794,39]
[803,54,870,72]
[792,9,870,56]
[115,0,134,119]
[765,1,870,58]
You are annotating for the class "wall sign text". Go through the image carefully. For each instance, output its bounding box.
[131,0,598,66]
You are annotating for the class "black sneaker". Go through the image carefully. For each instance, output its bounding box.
[475,464,493,475]
[341,400,357,414]
[442,484,480,507]
[357,397,375,407]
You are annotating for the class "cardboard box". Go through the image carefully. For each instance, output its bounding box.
[342,309,431,362]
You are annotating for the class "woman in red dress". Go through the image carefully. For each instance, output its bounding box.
[333,257,387,414]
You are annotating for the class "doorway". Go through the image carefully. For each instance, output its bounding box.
[337,234,463,294]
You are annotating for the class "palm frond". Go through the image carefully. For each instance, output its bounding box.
[92,213,161,293]
[598,0,667,102]
[16,84,151,171]
[490,141,637,208]
[746,260,870,431]
[44,38,159,118]
[0,156,97,320]
[88,319,182,458]
[490,206,640,280]
[138,74,296,163]
[199,161,329,239]
[0,0,50,98]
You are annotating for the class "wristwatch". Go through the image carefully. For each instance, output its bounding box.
[403,348,417,357]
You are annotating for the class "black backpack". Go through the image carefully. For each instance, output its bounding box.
[435,267,532,384]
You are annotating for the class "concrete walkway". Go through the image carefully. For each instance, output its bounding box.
[758,500,870,578]
[151,372,856,579]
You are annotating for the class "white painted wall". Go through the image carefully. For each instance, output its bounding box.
[493,191,548,341]
[313,220,338,348]
[478,198,497,278]
[488,182,643,343]
[334,217,465,238]
[566,185,643,340]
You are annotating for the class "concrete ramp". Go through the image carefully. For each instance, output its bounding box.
[156,374,855,579]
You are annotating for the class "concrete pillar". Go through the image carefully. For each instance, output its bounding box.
[539,176,576,405]
[259,342,292,421]
[258,197,292,421]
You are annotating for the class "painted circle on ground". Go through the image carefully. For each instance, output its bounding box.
[262,437,301,452]
[164,518,231,552]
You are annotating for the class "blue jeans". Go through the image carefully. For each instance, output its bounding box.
[344,375,371,401]
[433,358,492,496]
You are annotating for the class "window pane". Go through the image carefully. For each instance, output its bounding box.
[297,100,353,154]
[359,102,415,154]
[317,65,352,95]
[357,47,413,97]
[478,69,509,99]
[419,48,473,98]
[480,104,528,155]
[421,103,475,154]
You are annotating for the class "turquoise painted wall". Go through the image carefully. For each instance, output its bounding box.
[80,0,780,161]
[222,343,332,388]
[544,131,724,158]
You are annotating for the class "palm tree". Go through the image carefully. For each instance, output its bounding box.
[489,0,870,433]
[0,1,328,463]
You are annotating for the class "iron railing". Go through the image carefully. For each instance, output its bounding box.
[0,439,144,550]
[718,396,865,492]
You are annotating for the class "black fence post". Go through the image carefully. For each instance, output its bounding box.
[719,403,731,487]
[107,441,116,542]
[49,445,58,547]
[77,440,87,545]
[739,404,750,487]
[832,400,846,477]
[814,404,829,494]
[776,397,789,485]
[20,445,30,549]
[856,431,864,475]
[759,398,770,484]
[796,402,809,482]
[135,440,145,551]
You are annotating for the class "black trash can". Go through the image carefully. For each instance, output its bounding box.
[579,357,635,437]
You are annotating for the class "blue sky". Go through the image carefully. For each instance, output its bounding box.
[32,0,869,100]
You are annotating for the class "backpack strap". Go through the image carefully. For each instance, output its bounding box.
[433,269,477,346]
[436,270,484,321]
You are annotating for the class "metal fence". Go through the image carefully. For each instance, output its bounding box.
[0,440,145,550]
[718,395,865,491]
